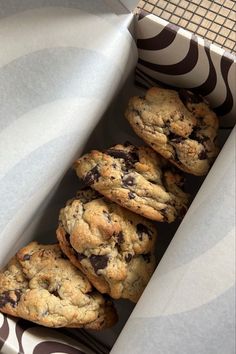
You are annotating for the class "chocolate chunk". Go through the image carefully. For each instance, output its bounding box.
[188,127,199,141]
[0,292,12,308]
[169,132,184,143]
[142,253,151,263]
[52,289,60,297]
[122,175,135,187]
[133,109,140,116]
[23,254,31,261]
[198,150,207,160]
[189,128,209,145]
[128,191,135,199]
[89,255,109,273]
[161,208,169,222]
[130,151,139,164]
[65,233,70,243]
[106,149,131,160]
[105,148,139,168]
[0,290,21,308]
[12,290,21,306]
[136,223,153,240]
[77,252,86,261]
[61,253,69,260]
[83,166,100,186]
[116,231,124,245]
[125,254,132,263]
[178,89,203,105]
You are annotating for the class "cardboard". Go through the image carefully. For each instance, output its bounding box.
[0,1,235,353]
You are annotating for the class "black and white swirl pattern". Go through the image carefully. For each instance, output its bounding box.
[0,313,110,354]
[135,10,236,127]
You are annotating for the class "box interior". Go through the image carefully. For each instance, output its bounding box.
[0,4,235,354]
[0,73,232,353]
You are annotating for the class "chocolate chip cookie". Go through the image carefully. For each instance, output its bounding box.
[0,242,117,329]
[74,144,189,222]
[57,188,157,302]
[125,87,219,176]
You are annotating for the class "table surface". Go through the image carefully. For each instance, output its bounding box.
[138,0,236,54]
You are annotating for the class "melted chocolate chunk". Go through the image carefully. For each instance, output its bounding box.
[65,233,70,243]
[125,254,132,263]
[89,255,108,273]
[189,129,210,145]
[188,127,200,141]
[61,253,69,260]
[52,289,60,297]
[169,132,184,143]
[23,254,31,261]
[133,109,140,116]
[116,231,124,245]
[136,223,153,240]
[106,149,131,160]
[122,175,135,187]
[178,89,203,105]
[77,252,86,261]
[128,191,135,199]
[83,166,100,186]
[198,150,207,160]
[105,148,139,168]
[0,290,21,308]
[130,151,139,163]
[142,253,151,263]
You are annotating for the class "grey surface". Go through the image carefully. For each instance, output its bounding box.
[112,128,236,354]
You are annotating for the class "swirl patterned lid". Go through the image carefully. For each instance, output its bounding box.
[135,9,236,127]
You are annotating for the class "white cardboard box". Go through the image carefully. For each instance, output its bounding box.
[0,1,235,353]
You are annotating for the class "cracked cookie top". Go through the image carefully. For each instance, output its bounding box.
[0,242,117,329]
[125,87,219,176]
[74,143,189,222]
[57,188,157,302]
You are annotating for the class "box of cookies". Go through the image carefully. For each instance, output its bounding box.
[0,1,235,353]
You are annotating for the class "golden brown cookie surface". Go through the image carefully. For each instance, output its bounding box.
[0,242,117,329]
[74,144,189,222]
[125,87,219,176]
[57,188,157,302]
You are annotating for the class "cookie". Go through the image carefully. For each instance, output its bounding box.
[57,188,157,302]
[0,242,117,329]
[125,87,219,176]
[74,144,189,222]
